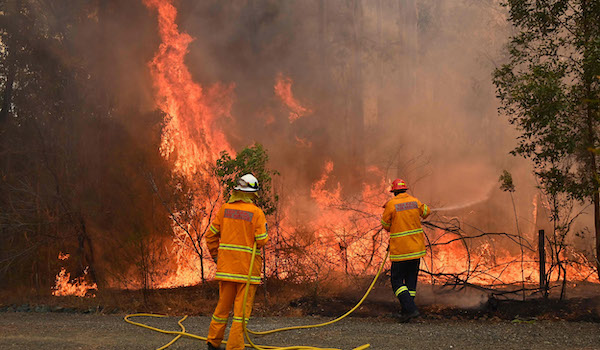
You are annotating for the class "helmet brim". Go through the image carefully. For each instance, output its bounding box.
[390,188,408,192]
[234,186,259,192]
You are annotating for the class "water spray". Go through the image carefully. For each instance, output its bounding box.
[430,185,494,212]
[431,197,487,212]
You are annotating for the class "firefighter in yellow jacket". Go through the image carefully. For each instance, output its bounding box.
[205,174,268,350]
[381,178,430,322]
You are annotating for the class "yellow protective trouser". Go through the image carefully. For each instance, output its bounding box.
[207,281,258,350]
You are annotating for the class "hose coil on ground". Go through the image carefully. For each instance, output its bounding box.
[125,243,389,350]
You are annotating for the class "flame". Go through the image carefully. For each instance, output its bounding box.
[310,160,342,207]
[58,252,70,260]
[295,161,599,286]
[295,136,312,148]
[144,0,233,178]
[139,0,597,291]
[142,0,236,288]
[267,161,390,279]
[52,253,97,297]
[274,73,312,122]
[424,230,599,285]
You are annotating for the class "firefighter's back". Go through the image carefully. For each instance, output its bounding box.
[214,201,267,284]
[383,193,430,261]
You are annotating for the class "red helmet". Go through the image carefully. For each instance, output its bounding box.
[390,178,408,192]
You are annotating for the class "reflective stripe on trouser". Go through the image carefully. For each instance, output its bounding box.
[207,281,258,350]
[393,286,417,298]
[390,259,420,313]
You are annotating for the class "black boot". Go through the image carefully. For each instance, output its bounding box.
[396,291,418,318]
[207,342,221,350]
[397,309,420,323]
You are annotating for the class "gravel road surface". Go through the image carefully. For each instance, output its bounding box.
[1,312,599,350]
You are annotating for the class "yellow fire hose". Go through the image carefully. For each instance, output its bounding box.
[125,243,389,350]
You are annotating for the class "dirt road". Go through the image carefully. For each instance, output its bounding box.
[1,312,599,350]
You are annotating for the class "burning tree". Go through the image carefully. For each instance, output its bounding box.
[0,0,173,293]
[1,0,598,303]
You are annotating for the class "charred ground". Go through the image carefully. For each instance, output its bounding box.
[2,279,599,323]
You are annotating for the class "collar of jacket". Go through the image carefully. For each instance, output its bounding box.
[383,193,409,208]
[228,190,258,204]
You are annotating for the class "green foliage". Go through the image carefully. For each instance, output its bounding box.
[499,170,516,193]
[214,143,279,215]
[494,0,600,281]
[494,0,600,201]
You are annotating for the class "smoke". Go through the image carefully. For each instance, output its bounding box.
[172,1,529,219]
[418,284,490,309]
[8,0,598,294]
[105,1,593,269]
[158,0,600,264]
[173,1,597,276]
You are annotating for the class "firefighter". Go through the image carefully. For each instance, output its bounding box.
[381,178,430,322]
[205,173,269,350]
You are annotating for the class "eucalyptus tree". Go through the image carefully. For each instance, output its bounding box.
[494,0,600,279]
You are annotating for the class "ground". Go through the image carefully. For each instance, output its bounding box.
[1,312,599,350]
[2,281,599,349]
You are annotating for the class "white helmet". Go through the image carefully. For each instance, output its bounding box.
[234,173,260,192]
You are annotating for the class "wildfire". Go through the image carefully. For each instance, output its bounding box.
[310,160,342,208]
[144,0,233,178]
[423,230,599,285]
[302,161,600,286]
[52,253,97,297]
[140,0,598,292]
[143,0,233,288]
[274,73,312,122]
[276,161,390,278]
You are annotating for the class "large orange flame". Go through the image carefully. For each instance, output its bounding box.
[144,0,233,178]
[140,0,597,291]
[143,0,232,288]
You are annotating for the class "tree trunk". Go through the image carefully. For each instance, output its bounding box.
[199,240,206,283]
[317,0,329,92]
[581,0,600,281]
[348,0,364,188]
[538,230,548,299]
[374,0,382,125]
[77,217,98,286]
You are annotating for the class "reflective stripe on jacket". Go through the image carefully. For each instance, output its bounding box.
[381,193,430,262]
[206,201,268,284]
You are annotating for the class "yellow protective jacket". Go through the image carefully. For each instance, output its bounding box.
[381,193,430,261]
[206,200,268,284]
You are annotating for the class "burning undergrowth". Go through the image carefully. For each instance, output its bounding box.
[2,0,598,309]
[43,0,598,298]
